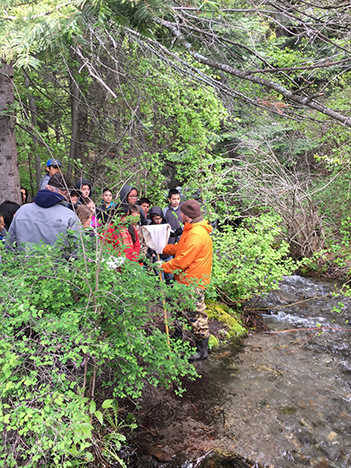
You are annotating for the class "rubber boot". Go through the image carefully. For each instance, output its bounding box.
[189,337,209,361]
[171,323,183,341]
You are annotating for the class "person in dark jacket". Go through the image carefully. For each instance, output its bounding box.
[163,188,183,244]
[119,184,148,225]
[0,200,21,231]
[74,178,93,200]
[96,188,117,225]
[6,174,79,252]
[67,189,81,211]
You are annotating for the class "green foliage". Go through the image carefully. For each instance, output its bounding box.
[209,214,296,303]
[0,239,198,467]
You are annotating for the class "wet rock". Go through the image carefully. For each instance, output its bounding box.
[295,428,318,445]
[194,448,264,467]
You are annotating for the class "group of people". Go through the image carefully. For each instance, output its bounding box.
[0,160,213,360]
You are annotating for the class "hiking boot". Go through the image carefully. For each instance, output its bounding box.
[189,337,209,361]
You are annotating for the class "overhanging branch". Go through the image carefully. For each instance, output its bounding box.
[154,17,351,127]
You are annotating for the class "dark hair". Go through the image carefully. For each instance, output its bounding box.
[0,200,21,229]
[102,187,112,195]
[20,187,28,204]
[137,197,151,206]
[48,173,71,190]
[168,188,180,199]
[70,189,80,198]
[128,205,139,214]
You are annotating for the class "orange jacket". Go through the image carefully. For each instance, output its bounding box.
[162,220,213,287]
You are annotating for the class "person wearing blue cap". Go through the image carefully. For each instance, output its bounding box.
[38,159,62,191]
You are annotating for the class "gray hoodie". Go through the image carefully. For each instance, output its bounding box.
[6,190,79,251]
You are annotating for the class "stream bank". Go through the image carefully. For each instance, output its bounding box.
[127,276,351,468]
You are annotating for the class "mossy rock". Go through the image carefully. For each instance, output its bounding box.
[206,299,247,339]
[208,335,219,348]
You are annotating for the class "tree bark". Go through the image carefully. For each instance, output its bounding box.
[23,70,41,191]
[67,73,79,182]
[0,61,21,204]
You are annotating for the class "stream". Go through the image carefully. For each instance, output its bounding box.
[132,275,351,468]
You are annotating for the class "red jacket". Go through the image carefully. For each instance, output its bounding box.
[101,225,140,261]
[162,220,212,287]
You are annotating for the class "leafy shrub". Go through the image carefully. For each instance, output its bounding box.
[0,239,197,467]
[209,214,296,303]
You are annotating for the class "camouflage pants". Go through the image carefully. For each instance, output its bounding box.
[183,287,209,341]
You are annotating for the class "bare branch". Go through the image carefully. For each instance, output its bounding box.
[155,17,351,127]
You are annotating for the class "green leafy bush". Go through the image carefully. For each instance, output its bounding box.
[209,214,296,303]
[0,239,197,467]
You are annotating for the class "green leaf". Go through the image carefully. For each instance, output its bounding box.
[89,400,96,414]
[94,410,103,425]
[102,399,114,409]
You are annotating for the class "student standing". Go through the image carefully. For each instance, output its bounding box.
[119,184,148,225]
[163,188,183,243]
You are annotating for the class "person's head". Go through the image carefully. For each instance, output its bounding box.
[102,188,113,205]
[127,188,138,205]
[168,188,181,209]
[0,213,4,232]
[149,206,164,225]
[47,173,71,201]
[0,200,21,229]
[80,184,91,198]
[76,205,93,229]
[20,187,28,204]
[46,159,62,177]
[128,205,140,225]
[180,199,202,223]
[137,197,151,215]
[83,197,96,214]
[152,214,162,224]
[69,190,80,206]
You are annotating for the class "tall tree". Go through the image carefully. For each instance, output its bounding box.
[0,61,21,204]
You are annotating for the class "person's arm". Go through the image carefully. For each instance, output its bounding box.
[39,175,49,191]
[163,243,178,256]
[162,231,202,274]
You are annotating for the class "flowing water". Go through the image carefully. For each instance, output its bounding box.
[133,276,351,468]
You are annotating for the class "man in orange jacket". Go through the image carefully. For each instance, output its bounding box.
[161,199,213,360]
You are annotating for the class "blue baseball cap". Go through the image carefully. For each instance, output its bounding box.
[46,159,62,167]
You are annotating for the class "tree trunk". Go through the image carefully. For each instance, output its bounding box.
[23,70,41,191]
[67,74,79,182]
[0,61,21,204]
